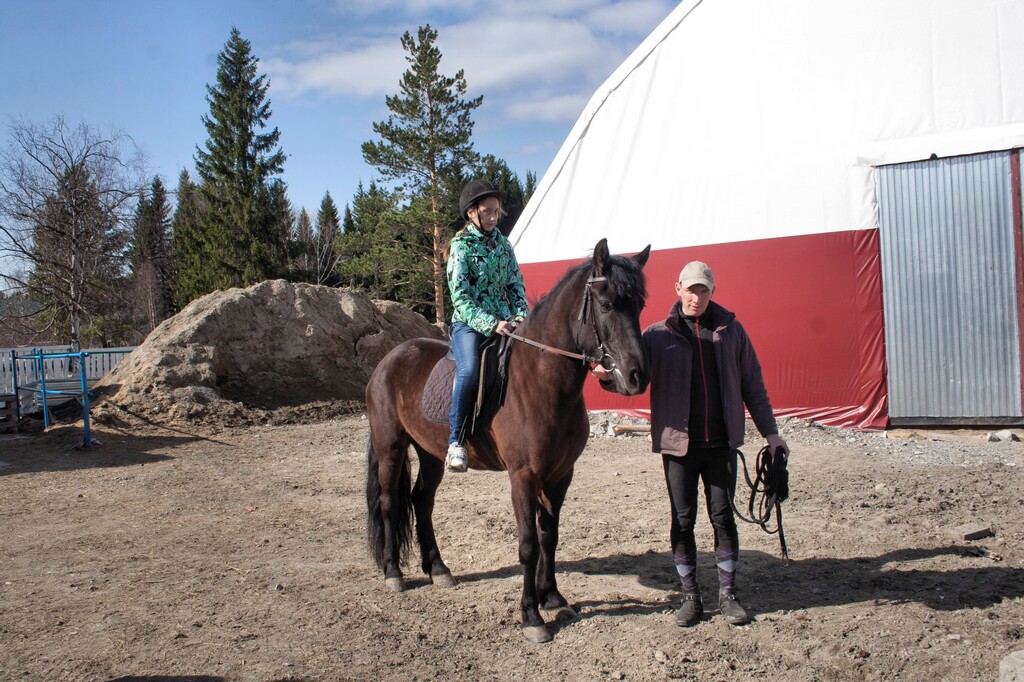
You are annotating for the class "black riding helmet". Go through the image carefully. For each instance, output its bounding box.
[459,179,503,220]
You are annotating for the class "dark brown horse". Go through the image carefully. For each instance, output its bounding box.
[365,238,650,643]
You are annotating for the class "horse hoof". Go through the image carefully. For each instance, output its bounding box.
[385,577,406,592]
[431,571,457,588]
[522,625,553,644]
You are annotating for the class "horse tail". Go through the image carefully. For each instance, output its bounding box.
[365,435,414,571]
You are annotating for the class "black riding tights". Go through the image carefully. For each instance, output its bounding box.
[662,447,739,557]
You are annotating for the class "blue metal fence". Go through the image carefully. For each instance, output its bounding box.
[1,346,134,447]
[1,346,133,395]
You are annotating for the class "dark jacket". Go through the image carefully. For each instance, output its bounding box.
[643,300,778,456]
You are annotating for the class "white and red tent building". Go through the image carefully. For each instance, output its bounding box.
[511,0,1024,430]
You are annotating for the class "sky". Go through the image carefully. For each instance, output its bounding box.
[1,0,676,217]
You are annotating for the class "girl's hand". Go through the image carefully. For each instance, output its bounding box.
[494,320,516,336]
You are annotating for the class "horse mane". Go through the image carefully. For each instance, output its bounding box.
[526,252,648,324]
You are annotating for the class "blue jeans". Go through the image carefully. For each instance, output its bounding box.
[448,322,486,445]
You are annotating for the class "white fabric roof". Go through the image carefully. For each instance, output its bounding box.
[512,0,1024,264]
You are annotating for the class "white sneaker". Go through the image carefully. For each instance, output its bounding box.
[446,443,468,472]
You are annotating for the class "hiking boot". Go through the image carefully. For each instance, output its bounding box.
[446,443,468,472]
[674,591,703,627]
[719,587,750,625]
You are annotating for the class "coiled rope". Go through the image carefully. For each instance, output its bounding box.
[730,445,790,561]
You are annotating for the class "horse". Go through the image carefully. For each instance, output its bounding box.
[364,238,650,643]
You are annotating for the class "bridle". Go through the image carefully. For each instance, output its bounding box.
[508,273,619,373]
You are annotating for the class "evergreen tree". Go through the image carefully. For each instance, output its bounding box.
[362,24,481,323]
[292,208,314,279]
[525,170,538,198]
[338,181,433,315]
[341,204,355,234]
[171,170,209,307]
[314,191,341,285]
[130,176,176,336]
[191,26,286,298]
[267,179,293,274]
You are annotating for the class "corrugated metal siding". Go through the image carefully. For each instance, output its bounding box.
[878,151,1022,419]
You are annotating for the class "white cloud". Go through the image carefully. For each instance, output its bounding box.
[585,0,674,35]
[266,1,674,125]
[265,37,407,98]
[518,139,564,157]
[504,93,592,123]
[441,15,619,90]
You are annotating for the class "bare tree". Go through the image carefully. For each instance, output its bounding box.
[0,115,145,349]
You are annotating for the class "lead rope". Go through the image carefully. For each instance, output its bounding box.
[730,445,790,562]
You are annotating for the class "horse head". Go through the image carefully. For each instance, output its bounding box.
[584,238,651,396]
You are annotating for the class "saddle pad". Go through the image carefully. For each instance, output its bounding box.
[420,336,512,429]
[422,356,456,424]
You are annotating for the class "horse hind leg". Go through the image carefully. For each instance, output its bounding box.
[411,443,457,587]
[366,434,413,592]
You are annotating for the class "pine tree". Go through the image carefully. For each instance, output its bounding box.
[130,176,175,334]
[191,26,286,297]
[171,170,207,307]
[292,208,314,278]
[266,179,293,277]
[341,205,355,235]
[338,181,434,315]
[314,192,341,285]
[362,24,481,323]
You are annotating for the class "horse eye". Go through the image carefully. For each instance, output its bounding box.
[598,298,613,313]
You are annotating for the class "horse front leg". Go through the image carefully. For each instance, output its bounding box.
[537,472,577,621]
[509,470,550,643]
[410,445,457,587]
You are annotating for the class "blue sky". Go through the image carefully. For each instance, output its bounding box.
[2,0,675,218]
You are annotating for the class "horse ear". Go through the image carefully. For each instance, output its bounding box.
[593,238,610,275]
[633,245,651,268]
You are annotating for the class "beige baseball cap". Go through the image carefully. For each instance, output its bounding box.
[678,261,714,291]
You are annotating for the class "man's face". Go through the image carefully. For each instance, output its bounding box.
[676,282,712,317]
[469,196,501,232]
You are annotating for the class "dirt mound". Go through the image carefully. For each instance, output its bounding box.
[92,280,443,427]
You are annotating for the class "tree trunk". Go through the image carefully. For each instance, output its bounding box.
[430,191,445,324]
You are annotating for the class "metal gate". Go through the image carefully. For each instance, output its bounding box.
[877,150,1023,424]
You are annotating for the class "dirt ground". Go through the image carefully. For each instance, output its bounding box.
[1,410,1023,682]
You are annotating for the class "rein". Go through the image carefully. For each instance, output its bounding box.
[730,446,791,561]
[507,274,614,370]
[506,331,602,365]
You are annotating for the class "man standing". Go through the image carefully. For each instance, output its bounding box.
[641,261,789,627]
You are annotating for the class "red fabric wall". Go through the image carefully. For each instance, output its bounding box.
[518,229,888,430]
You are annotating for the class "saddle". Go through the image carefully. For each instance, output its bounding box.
[421,334,513,436]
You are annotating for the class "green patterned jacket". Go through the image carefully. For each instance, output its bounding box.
[446,224,529,336]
